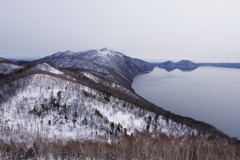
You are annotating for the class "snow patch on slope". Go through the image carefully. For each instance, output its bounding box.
[31,63,63,75]
[82,72,99,83]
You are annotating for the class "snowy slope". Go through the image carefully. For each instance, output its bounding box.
[0,61,23,75]
[77,48,153,74]
[39,57,109,75]
[38,48,153,78]
[80,71,136,98]
[30,63,64,75]
[36,48,154,93]
[0,73,196,143]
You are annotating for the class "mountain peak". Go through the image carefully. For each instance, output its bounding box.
[99,47,113,52]
[48,48,116,59]
[64,50,73,53]
[176,60,195,64]
[158,60,198,72]
[47,50,75,59]
[37,48,153,79]
[62,50,74,55]
[176,60,196,67]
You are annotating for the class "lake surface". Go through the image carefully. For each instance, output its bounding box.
[132,67,240,138]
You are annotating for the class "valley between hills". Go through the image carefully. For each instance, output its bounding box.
[0,48,239,159]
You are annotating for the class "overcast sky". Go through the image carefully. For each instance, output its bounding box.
[1,0,240,62]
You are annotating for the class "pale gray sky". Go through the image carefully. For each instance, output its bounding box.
[1,0,240,62]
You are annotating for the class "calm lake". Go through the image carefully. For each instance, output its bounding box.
[132,67,240,139]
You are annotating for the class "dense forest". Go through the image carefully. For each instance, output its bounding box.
[1,132,239,159]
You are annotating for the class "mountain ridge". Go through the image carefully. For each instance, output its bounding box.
[158,60,198,72]
[0,52,239,159]
[37,48,154,91]
[0,49,236,145]
[157,60,240,72]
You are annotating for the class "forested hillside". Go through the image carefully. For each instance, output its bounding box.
[0,49,239,159]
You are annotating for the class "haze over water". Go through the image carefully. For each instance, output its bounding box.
[133,67,240,139]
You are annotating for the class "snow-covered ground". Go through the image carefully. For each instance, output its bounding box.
[81,71,137,98]
[0,73,196,144]
[0,62,23,74]
[30,63,64,75]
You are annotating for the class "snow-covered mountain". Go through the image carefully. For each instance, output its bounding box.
[0,58,23,75]
[30,63,64,75]
[0,49,231,144]
[37,48,153,89]
[41,48,152,73]
[0,72,197,143]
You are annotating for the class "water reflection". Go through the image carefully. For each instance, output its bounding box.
[132,67,240,139]
[159,66,198,72]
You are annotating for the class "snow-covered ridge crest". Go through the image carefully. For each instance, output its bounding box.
[47,50,76,58]
[96,48,119,57]
[30,63,63,75]
[48,48,114,59]
[0,61,23,75]
[38,48,154,79]
[99,47,112,51]
[46,49,96,59]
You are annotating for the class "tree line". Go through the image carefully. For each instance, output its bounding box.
[0,131,239,159]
